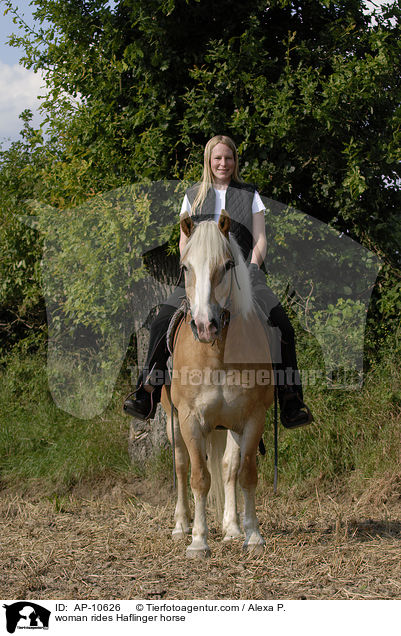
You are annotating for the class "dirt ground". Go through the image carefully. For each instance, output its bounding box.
[1,474,401,600]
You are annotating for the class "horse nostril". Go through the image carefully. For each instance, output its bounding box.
[210,318,218,331]
[190,319,202,340]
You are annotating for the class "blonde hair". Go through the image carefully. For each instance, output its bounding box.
[191,135,242,215]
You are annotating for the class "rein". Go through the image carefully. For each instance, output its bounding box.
[274,385,278,494]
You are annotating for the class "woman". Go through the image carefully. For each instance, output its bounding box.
[124,135,313,428]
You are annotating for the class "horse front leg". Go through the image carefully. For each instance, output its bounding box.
[239,416,265,554]
[180,418,211,558]
[166,407,191,539]
[222,431,242,541]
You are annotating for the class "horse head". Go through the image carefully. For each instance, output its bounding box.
[180,210,249,343]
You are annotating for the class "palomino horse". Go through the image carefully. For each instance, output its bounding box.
[161,210,274,557]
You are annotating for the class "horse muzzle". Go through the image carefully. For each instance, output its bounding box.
[191,317,219,343]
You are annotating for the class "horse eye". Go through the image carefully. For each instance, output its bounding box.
[224,260,234,272]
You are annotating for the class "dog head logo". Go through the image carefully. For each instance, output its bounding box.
[3,602,50,633]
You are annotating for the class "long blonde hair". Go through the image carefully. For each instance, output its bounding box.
[191,135,242,215]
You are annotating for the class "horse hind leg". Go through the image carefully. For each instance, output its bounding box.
[238,418,266,554]
[171,435,191,540]
[222,431,242,541]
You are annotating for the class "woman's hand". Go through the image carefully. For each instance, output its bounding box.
[248,262,261,286]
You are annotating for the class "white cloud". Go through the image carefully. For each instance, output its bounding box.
[0,61,45,146]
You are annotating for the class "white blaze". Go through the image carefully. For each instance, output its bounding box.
[193,262,211,324]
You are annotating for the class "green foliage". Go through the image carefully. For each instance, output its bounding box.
[0,113,49,354]
[1,335,400,495]
[5,0,401,218]
[259,326,401,491]
[0,351,133,492]
[365,265,401,362]
[31,183,182,332]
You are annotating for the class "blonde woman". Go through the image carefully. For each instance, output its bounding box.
[124,135,313,428]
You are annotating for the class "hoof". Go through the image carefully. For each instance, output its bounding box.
[242,532,265,555]
[242,542,265,555]
[186,545,211,559]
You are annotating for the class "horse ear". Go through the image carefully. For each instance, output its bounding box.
[218,209,230,237]
[180,212,194,238]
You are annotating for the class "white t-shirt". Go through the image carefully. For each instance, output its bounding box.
[180,187,266,222]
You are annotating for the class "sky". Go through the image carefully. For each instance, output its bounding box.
[0,0,46,146]
[0,0,116,148]
[0,0,394,150]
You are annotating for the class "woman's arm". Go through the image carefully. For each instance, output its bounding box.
[250,211,267,267]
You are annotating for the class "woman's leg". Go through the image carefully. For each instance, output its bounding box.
[268,303,303,400]
[123,284,186,419]
[249,268,312,428]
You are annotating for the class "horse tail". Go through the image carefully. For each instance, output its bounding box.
[206,429,227,521]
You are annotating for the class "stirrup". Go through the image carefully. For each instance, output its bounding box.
[123,383,160,420]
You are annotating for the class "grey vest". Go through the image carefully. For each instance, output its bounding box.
[185,180,256,261]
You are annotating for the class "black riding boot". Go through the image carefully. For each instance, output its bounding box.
[123,285,185,420]
[123,331,171,420]
[123,368,164,420]
[249,265,313,429]
[269,304,313,428]
[276,384,313,428]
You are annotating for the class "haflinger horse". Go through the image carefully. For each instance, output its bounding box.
[161,210,274,558]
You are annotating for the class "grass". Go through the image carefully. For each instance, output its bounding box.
[2,476,401,599]
[259,332,401,493]
[1,331,400,602]
[0,350,134,495]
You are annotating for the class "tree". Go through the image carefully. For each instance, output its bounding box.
[5,0,400,261]
[0,112,49,354]
[1,0,400,358]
